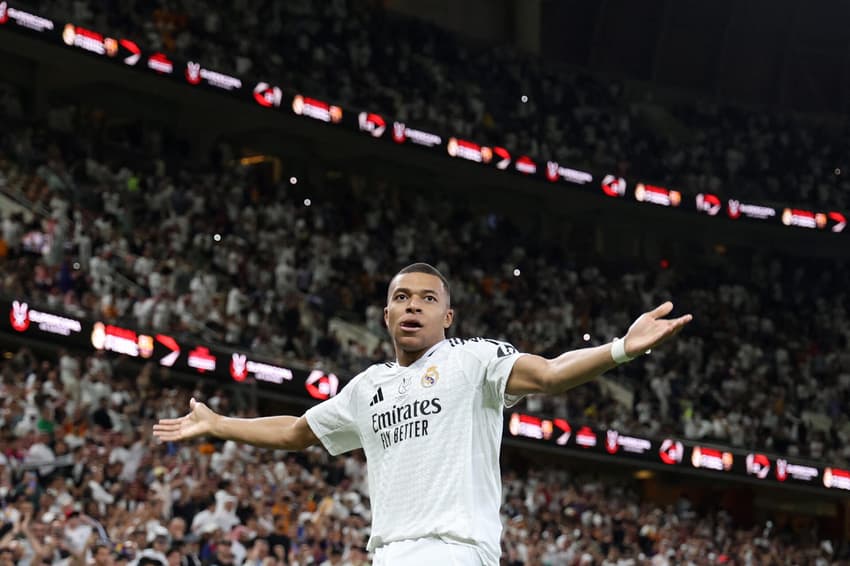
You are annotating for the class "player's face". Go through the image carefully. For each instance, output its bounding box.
[384,272,453,362]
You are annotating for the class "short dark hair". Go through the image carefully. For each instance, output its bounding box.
[393,263,451,303]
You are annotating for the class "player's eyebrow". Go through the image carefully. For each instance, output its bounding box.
[392,287,441,297]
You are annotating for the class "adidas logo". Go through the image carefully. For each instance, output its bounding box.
[369,387,384,406]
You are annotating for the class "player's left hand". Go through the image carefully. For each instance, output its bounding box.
[623,301,692,358]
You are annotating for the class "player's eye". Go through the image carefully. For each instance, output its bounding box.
[425,296,437,302]
[394,293,407,301]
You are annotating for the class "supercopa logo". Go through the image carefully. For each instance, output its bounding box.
[185,61,202,85]
[10,300,30,332]
[8,301,82,336]
[605,430,619,454]
[230,353,248,382]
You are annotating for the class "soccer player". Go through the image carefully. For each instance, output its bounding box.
[153,263,692,565]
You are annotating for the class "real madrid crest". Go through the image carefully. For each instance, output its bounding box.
[421,365,439,388]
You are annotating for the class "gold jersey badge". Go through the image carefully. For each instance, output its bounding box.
[421,365,440,388]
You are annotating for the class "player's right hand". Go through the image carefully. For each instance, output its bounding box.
[153,398,218,442]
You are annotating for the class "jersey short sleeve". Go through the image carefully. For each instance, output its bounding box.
[304,373,364,455]
[455,338,526,408]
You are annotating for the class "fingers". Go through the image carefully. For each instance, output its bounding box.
[650,301,674,317]
[153,416,187,440]
[152,399,202,443]
[155,416,186,426]
[152,423,183,442]
[660,314,693,340]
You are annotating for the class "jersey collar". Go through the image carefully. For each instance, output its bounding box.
[396,339,447,368]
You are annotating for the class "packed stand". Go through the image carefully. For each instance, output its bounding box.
[1,86,850,467]
[24,0,850,208]
[0,349,846,565]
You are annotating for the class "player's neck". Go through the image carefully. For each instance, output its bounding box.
[396,348,426,367]
[395,339,443,366]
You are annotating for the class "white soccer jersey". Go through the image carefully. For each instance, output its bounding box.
[305,338,525,565]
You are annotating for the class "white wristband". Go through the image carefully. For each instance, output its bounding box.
[611,338,635,364]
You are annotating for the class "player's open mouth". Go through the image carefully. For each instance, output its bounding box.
[399,321,423,331]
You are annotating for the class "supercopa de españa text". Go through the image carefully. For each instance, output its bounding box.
[371,397,442,449]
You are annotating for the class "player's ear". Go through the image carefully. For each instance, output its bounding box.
[444,308,454,329]
[383,307,389,328]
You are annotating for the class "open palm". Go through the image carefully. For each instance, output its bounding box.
[624,301,692,357]
[153,398,218,442]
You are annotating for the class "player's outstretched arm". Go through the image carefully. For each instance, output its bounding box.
[153,398,319,450]
[506,301,692,396]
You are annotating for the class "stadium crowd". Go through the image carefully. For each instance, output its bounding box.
[30,0,850,209]
[0,2,848,564]
[0,349,845,565]
[1,88,849,469]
